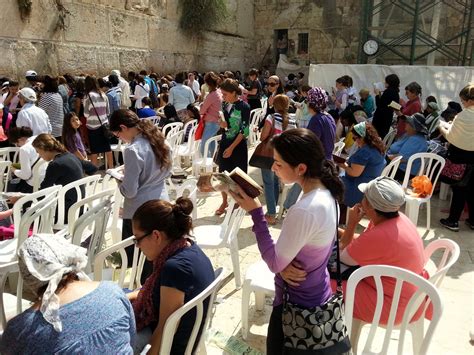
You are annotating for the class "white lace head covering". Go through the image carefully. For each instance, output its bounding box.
[18,234,90,332]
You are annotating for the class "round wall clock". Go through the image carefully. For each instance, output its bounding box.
[363,39,379,56]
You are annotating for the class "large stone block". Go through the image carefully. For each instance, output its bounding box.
[119,50,151,72]
[0,41,16,78]
[97,51,121,75]
[109,11,148,48]
[56,44,98,74]
[148,19,196,53]
[12,41,59,78]
[64,3,110,45]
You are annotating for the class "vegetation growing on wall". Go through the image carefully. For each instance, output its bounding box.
[54,0,71,32]
[178,0,228,35]
[17,0,32,21]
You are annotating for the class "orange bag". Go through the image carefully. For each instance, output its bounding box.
[410,175,433,198]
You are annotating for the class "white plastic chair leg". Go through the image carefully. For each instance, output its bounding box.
[426,200,431,230]
[408,318,425,355]
[229,237,242,288]
[439,182,450,200]
[241,280,251,339]
[405,199,420,227]
[350,318,363,355]
[255,291,265,311]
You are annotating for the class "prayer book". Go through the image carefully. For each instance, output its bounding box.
[373,82,385,92]
[106,165,124,181]
[211,167,263,198]
[332,154,347,164]
[388,101,402,110]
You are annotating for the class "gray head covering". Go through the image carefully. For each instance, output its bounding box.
[406,113,428,135]
[18,234,89,332]
[358,176,405,212]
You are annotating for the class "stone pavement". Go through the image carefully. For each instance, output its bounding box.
[191,164,474,355]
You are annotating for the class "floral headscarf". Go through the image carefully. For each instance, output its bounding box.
[307,87,328,111]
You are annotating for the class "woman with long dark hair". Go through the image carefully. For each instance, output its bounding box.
[230,128,349,354]
[372,74,400,139]
[128,198,214,353]
[109,109,172,279]
[39,75,64,139]
[84,75,112,169]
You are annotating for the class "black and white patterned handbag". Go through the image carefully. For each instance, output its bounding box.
[282,201,351,354]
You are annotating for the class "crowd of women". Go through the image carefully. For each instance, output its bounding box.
[0,65,472,354]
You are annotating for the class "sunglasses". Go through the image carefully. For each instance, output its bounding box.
[267,82,278,87]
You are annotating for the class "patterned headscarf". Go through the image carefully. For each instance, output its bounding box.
[306,87,328,111]
[18,234,90,332]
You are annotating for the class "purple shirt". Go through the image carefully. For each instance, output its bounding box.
[250,187,336,308]
[307,112,336,160]
[65,131,86,156]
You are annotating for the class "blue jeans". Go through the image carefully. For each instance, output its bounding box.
[262,168,279,216]
[283,183,302,210]
[200,121,220,157]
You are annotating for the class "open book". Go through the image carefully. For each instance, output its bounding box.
[388,101,402,110]
[211,167,263,199]
[106,166,124,181]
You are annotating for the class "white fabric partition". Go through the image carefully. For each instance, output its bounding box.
[308,64,474,109]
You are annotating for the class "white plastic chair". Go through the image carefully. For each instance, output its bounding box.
[54,175,102,231]
[0,161,11,192]
[241,260,275,339]
[345,265,443,355]
[0,147,20,164]
[171,179,198,220]
[401,153,445,229]
[31,159,49,192]
[0,261,30,332]
[248,108,263,147]
[70,199,113,274]
[423,239,460,288]
[333,141,345,156]
[94,236,146,290]
[381,156,403,179]
[0,185,61,264]
[157,267,225,355]
[110,139,128,168]
[176,124,199,168]
[192,135,221,176]
[383,127,397,150]
[194,200,246,288]
[162,122,183,138]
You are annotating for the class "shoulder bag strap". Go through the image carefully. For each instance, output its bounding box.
[88,93,105,126]
[334,200,342,291]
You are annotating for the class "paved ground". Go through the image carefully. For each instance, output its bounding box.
[190,164,474,355]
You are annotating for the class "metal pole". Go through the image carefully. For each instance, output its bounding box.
[427,1,442,65]
[462,0,473,66]
[357,0,369,63]
[410,0,421,65]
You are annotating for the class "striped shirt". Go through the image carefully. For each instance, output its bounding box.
[39,92,64,137]
[84,91,110,130]
[265,112,296,135]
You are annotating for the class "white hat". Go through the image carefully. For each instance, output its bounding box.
[25,70,37,78]
[111,69,121,77]
[19,87,37,102]
[1,81,9,88]
[358,176,405,212]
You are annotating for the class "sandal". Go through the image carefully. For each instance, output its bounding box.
[265,214,277,225]
[215,205,228,216]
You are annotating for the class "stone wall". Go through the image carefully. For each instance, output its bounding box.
[0,0,255,79]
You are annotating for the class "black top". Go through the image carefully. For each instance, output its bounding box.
[152,242,214,354]
[372,87,400,139]
[41,152,85,222]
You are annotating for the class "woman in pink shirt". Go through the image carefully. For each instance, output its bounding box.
[396,81,422,137]
[199,72,223,157]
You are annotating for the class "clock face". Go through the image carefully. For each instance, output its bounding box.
[363,40,379,56]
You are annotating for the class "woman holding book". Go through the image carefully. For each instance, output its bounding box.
[109,109,172,281]
[229,128,349,354]
[259,94,296,225]
[215,79,250,216]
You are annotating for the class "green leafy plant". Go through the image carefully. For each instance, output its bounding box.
[178,0,228,35]
[17,0,32,21]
